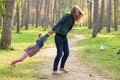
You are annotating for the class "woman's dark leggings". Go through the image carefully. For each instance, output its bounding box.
[53,34,69,71]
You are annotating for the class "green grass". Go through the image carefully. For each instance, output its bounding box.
[71,26,120,80]
[0,26,54,80]
[1,26,120,80]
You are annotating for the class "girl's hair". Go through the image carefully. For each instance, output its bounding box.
[71,6,84,22]
[38,34,42,38]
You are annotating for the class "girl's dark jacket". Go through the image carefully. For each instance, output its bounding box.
[52,14,74,36]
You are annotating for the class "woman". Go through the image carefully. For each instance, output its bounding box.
[48,5,84,75]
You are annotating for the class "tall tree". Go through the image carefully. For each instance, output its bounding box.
[98,0,105,32]
[25,0,30,30]
[62,0,65,16]
[106,0,112,32]
[31,0,35,26]
[16,1,20,33]
[57,0,61,20]
[35,0,40,28]
[116,0,119,25]
[0,0,15,49]
[43,0,49,30]
[46,0,50,27]
[39,0,43,26]
[113,0,118,31]
[81,0,85,11]
[87,0,93,29]
[69,0,72,9]
[49,0,54,26]
[20,0,26,27]
[92,0,99,38]
[53,0,57,25]
[55,0,59,22]
[0,16,2,26]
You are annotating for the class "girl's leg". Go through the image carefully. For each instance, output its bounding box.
[11,51,28,65]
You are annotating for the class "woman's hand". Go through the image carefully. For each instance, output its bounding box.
[48,29,54,35]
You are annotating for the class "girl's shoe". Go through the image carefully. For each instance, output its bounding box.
[8,62,16,69]
[59,68,68,73]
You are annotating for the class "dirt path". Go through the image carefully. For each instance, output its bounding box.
[39,35,111,80]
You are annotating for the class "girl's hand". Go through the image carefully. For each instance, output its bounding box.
[43,38,47,43]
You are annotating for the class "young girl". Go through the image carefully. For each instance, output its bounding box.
[8,33,49,69]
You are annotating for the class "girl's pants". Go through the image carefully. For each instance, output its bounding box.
[11,51,28,64]
[53,34,69,71]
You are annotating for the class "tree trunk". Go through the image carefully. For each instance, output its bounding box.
[81,0,84,11]
[70,0,72,9]
[43,0,47,30]
[46,0,50,26]
[92,0,99,38]
[35,0,40,28]
[57,0,61,20]
[62,0,65,16]
[16,3,20,33]
[44,0,50,31]
[87,0,92,29]
[25,0,29,30]
[117,0,120,25]
[113,0,118,31]
[0,0,15,49]
[55,0,59,23]
[53,0,57,25]
[49,0,54,27]
[32,14,35,26]
[31,0,35,26]
[106,0,112,33]
[13,14,17,26]
[20,0,26,27]
[39,0,43,26]
[0,17,2,26]
[80,0,85,27]
[98,0,105,32]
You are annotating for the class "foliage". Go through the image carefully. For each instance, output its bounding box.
[0,0,5,16]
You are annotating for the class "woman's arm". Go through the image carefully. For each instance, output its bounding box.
[47,14,69,35]
[52,14,69,31]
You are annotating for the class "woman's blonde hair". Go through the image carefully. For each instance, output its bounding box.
[71,6,84,22]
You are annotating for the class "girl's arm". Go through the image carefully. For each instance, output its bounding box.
[37,34,49,43]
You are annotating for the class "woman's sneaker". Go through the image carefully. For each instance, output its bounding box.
[52,71,62,75]
[59,68,68,73]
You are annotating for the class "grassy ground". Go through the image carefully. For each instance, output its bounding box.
[71,26,120,80]
[0,27,54,80]
[0,26,120,80]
